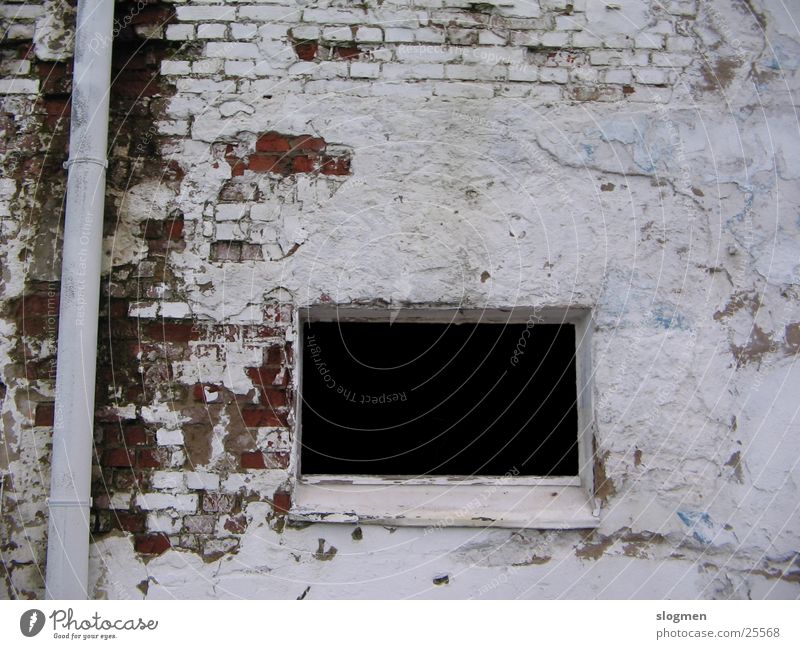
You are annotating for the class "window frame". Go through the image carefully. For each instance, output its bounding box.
[288,305,599,530]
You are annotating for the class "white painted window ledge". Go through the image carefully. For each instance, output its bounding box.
[289,481,600,530]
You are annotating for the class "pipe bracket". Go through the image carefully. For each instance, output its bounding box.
[63,157,108,169]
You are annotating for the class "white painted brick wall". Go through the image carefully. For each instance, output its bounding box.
[5,0,798,604]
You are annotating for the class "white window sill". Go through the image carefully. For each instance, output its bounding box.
[289,481,600,530]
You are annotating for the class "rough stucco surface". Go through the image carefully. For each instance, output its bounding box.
[1,0,799,599]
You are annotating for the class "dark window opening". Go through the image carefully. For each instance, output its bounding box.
[300,319,579,477]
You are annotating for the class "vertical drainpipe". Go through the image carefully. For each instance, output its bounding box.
[45,0,114,600]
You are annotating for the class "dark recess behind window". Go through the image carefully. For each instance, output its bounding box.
[300,320,579,477]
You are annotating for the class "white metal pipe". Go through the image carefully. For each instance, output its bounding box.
[45,0,114,600]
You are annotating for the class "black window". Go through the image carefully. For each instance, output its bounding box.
[300,319,579,477]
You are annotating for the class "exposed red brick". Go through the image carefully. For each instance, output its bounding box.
[210,241,242,262]
[290,135,326,153]
[19,317,51,337]
[223,514,247,534]
[264,345,284,366]
[109,299,129,317]
[167,214,184,240]
[16,293,59,318]
[333,45,362,60]
[294,41,318,61]
[123,425,147,446]
[246,365,288,387]
[202,492,237,513]
[241,325,282,340]
[137,448,161,468]
[134,533,171,555]
[229,159,246,176]
[292,155,316,173]
[143,220,165,239]
[241,451,266,469]
[113,511,146,533]
[320,156,351,176]
[24,358,56,381]
[34,402,55,426]
[145,321,195,342]
[240,243,264,261]
[272,490,291,513]
[241,406,288,428]
[264,452,290,469]
[193,383,222,403]
[261,388,288,409]
[255,132,291,153]
[43,97,70,128]
[103,448,135,467]
[129,4,176,27]
[103,426,121,446]
[112,72,160,98]
[248,153,291,174]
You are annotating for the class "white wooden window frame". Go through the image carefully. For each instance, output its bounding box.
[288,305,599,530]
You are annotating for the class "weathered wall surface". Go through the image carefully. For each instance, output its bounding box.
[1,0,799,599]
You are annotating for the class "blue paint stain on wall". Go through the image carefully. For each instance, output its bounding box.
[651,305,690,330]
[580,142,595,161]
[677,511,714,545]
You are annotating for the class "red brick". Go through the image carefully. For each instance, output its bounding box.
[113,511,145,533]
[123,425,147,446]
[291,155,316,173]
[255,132,291,153]
[248,154,290,174]
[223,514,247,534]
[16,293,59,318]
[294,41,318,61]
[228,159,246,176]
[290,135,326,153]
[320,156,351,176]
[134,533,171,555]
[130,5,175,27]
[34,402,55,426]
[23,358,56,382]
[246,365,288,387]
[241,407,288,428]
[264,452,290,469]
[167,215,184,240]
[241,451,266,469]
[103,448,135,467]
[103,427,121,446]
[137,448,162,468]
[109,299,129,317]
[143,220,165,239]
[19,317,51,337]
[272,490,291,513]
[265,345,284,366]
[333,45,361,60]
[145,321,195,342]
[193,383,222,403]
[240,243,264,261]
[112,73,160,98]
[202,492,236,513]
[261,389,288,409]
[210,241,242,262]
